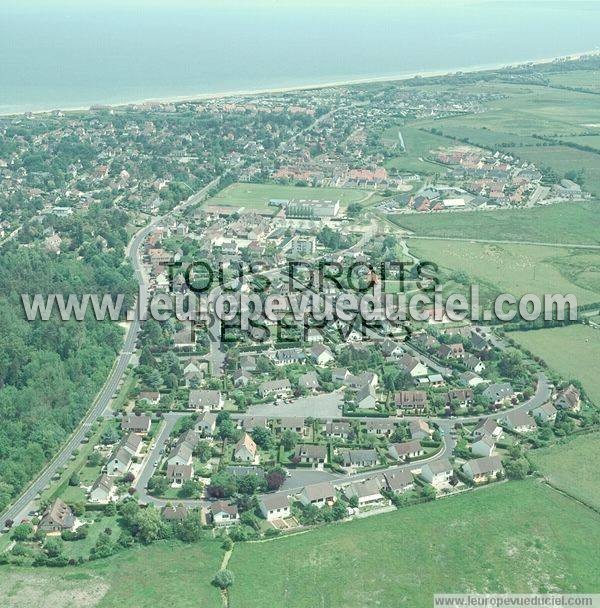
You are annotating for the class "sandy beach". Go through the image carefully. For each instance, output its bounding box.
[2,49,598,118]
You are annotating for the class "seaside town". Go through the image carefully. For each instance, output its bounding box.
[0,53,599,602]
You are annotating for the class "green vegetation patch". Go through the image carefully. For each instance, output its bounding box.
[229,481,600,608]
[530,432,600,511]
[509,324,600,404]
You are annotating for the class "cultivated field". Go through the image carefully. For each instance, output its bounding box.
[229,481,600,607]
[530,432,600,511]
[509,324,600,404]
[407,240,600,306]
[205,182,374,212]
[388,201,600,246]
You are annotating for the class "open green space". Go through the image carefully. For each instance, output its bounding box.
[205,182,372,212]
[509,324,600,404]
[229,481,600,608]
[0,540,224,608]
[383,126,453,175]
[388,201,600,245]
[408,239,600,306]
[546,70,600,94]
[530,432,600,511]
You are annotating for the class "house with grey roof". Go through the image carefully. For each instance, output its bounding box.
[259,492,291,521]
[462,455,503,484]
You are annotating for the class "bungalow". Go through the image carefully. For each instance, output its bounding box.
[472,434,496,457]
[445,389,474,409]
[298,481,336,508]
[462,455,503,484]
[355,384,377,410]
[470,330,492,353]
[500,410,537,433]
[183,359,205,387]
[343,477,385,507]
[345,371,378,390]
[278,417,306,435]
[420,459,454,487]
[531,402,558,423]
[233,369,252,388]
[294,444,327,466]
[324,421,352,439]
[380,339,404,359]
[483,383,515,406]
[188,389,223,412]
[273,348,305,366]
[89,474,115,503]
[258,493,292,521]
[167,463,194,484]
[210,501,239,526]
[258,379,292,399]
[138,391,161,405]
[332,368,351,384]
[311,344,335,366]
[162,505,188,521]
[122,432,143,456]
[438,343,465,359]
[364,418,397,437]
[473,418,503,440]
[399,354,428,378]
[463,354,486,374]
[395,390,428,414]
[196,412,218,437]
[121,413,151,434]
[459,371,486,388]
[384,470,414,494]
[167,439,193,466]
[338,448,379,469]
[233,433,259,463]
[39,499,76,533]
[107,446,133,476]
[388,440,424,461]
[555,385,581,412]
[298,371,319,392]
[408,419,431,441]
[241,416,268,433]
[239,354,257,372]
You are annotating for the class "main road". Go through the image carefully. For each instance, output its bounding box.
[0,176,222,528]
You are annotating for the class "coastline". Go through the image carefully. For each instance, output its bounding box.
[2,49,598,118]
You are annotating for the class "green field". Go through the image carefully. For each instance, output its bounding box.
[408,239,600,306]
[547,70,600,94]
[0,541,224,608]
[530,432,600,511]
[205,182,374,212]
[509,324,600,404]
[229,481,600,607]
[388,201,600,245]
[383,126,453,175]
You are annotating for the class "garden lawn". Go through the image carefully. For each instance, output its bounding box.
[509,324,600,405]
[229,481,600,608]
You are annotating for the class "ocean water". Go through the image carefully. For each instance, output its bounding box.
[1,0,599,114]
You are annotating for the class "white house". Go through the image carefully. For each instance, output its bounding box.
[420,459,453,487]
[259,493,291,521]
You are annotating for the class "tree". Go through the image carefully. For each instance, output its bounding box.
[177,513,204,543]
[44,537,64,558]
[504,457,530,480]
[251,427,273,450]
[281,430,299,451]
[213,569,235,589]
[133,506,168,544]
[266,467,286,491]
[178,480,199,498]
[11,523,33,541]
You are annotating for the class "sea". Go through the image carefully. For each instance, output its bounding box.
[1,0,599,114]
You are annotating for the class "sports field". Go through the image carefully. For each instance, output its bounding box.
[205,182,374,212]
[509,324,600,404]
[229,481,600,608]
[530,432,600,511]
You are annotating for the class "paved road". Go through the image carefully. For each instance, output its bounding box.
[0,177,221,528]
